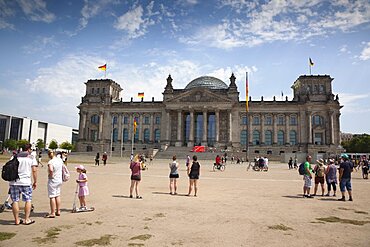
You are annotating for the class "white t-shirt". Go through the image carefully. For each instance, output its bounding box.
[48,157,63,185]
[9,152,38,186]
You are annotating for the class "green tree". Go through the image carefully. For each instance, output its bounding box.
[48,140,58,150]
[342,134,370,153]
[17,139,29,150]
[36,139,45,150]
[60,141,73,151]
[3,139,17,150]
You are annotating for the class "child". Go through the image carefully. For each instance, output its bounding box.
[75,165,89,210]
[129,155,142,199]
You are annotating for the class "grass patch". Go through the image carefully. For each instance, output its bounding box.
[316,216,370,226]
[95,221,103,225]
[268,224,293,231]
[338,207,350,211]
[171,240,184,245]
[32,227,62,244]
[143,217,152,221]
[154,213,165,218]
[75,234,114,246]
[130,234,152,241]
[0,232,16,241]
[128,243,145,246]
[144,226,149,230]
[310,221,325,224]
[354,210,368,215]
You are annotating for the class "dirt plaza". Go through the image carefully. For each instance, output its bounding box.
[0,154,369,246]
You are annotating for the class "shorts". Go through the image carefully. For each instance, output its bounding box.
[189,174,199,180]
[315,176,325,185]
[169,174,179,179]
[340,178,352,192]
[131,175,141,181]
[79,186,89,197]
[9,185,33,202]
[303,175,312,188]
[48,182,62,198]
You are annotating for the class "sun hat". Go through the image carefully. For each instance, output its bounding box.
[316,159,324,166]
[329,158,335,163]
[75,165,85,170]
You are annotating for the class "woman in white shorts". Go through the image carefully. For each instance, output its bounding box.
[45,151,63,218]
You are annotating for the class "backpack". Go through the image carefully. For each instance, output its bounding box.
[298,162,306,175]
[316,165,325,177]
[2,156,19,182]
[62,164,70,182]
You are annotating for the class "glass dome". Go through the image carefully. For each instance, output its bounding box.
[185,76,228,90]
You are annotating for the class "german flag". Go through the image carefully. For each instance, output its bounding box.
[309,58,314,66]
[138,92,144,98]
[98,64,106,71]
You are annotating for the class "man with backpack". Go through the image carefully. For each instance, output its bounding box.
[8,143,38,225]
[302,155,314,198]
[338,154,354,201]
[313,159,326,196]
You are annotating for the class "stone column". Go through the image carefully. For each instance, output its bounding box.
[285,114,289,145]
[202,111,208,146]
[308,112,312,144]
[129,114,133,142]
[261,114,265,144]
[166,111,170,142]
[273,114,277,144]
[138,114,143,142]
[188,111,194,147]
[150,114,154,143]
[175,110,182,146]
[248,115,253,144]
[118,114,122,142]
[98,112,104,140]
[79,112,86,139]
[229,111,232,143]
[330,111,334,145]
[215,110,220,143]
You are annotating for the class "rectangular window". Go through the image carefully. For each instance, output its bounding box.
[242,116,247,125]
[265,116,272,125]
[277,116,284,125]
[91,88,95,94]
[314,133,323,145]
[97,88,100,94]
[102,88,105,94]
[290,116,297,125]
[155,116,161,124]
[144,116,150,125]
[252,116,260,125]
[123,116,128,124]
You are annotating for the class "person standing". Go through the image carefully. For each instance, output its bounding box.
[129,155,142,199]
[288,157,293,169]
[325,158,338,197]
[75,165,89,209]
[338,154,354,201]
[102,152,108,166]
[9,143,38,225]
[95,153,100,166]
[45,150,63,218]
[185,155,190,167]
[313,159,326,196]
[187,155,200,197]
[303,155,314,198]
[169,155,179,195]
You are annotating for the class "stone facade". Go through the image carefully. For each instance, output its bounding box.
[76,74,343,159]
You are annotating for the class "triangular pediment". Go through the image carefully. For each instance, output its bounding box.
[166,88,232,103]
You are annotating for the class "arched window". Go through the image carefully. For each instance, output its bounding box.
[123,116,129,124]
[252,130,260,145]
[112,116,118,125]
[265,116,272,125]
[289,130,297,145]
[265,130,272,145]
[91,115,99,124]
[252,116,260,125]
[278,130,285,145]
[312,115,324,126]
[241,116,248,125]
[290,115,297,125]
[154,129,160,143]
[277,115,285,125]
[123,128,128,142]
[144,129,150,143]
[240,130,247,145]
[112,128,118,142]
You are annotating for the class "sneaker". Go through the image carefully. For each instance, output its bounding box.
[306,195,314,198]
[338,197,345,201]
[325,194,330,197]
[349,197,353,201]
[4,202,12,209]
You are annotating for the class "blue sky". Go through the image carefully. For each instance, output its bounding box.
[0,0,369,134]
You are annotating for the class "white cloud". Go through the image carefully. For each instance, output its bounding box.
[17,0,55,23]
[182,0,370,49]
[114,2,158,39]
[22,35,59,54]
[338,92,370,113]
[359,42,370,61]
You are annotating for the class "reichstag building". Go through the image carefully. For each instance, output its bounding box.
[76,74,342,159]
